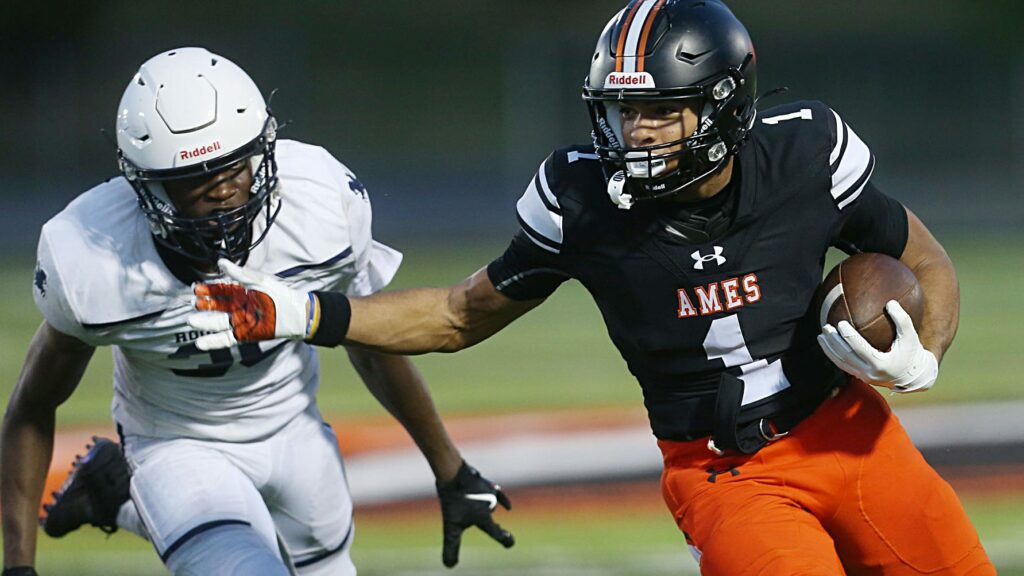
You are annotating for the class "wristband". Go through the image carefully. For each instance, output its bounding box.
[306,291,351,347]
[305,293,321,338]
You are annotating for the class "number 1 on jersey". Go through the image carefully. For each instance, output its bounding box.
[703,314,792,405]
[703,314,753,368]
[760,108,812,125]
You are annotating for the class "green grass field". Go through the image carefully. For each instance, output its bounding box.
[25,495,1024,575]
[2,233,1023,574]
[3,234,1021,426]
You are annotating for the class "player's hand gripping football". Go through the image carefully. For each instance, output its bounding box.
[188,259,313,350]
[436,461,514,567]
[817,300,938,393]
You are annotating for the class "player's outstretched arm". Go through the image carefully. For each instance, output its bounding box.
[190,259,544,354]
[347,349,513,566]
[2,322,95,572]
[346,266,543,353]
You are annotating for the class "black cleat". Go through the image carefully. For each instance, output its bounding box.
[41,437,130,537]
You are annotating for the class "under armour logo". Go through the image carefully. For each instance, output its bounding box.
[706,466,740,483]
[691,246,726,270]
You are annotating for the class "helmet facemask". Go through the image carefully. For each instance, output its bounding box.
[119,115,281,266]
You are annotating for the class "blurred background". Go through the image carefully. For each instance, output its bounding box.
[3,0,1023,244]
[1,1,1022,574]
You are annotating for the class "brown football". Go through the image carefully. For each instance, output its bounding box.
[816,253,924,351]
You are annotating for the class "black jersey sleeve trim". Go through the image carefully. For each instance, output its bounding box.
[486,232,569,301]
[835,181,909,258]
[492,267,571,293]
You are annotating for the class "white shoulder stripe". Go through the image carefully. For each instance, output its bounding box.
[516,211,561,253]
[516,161,563,252]
[836,156,875,210]
[536,159,559,211]
[829,109,846,167]
[830,117,872,201]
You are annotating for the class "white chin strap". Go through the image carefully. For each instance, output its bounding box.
[625,150,668,178]
[607,170,634,210]
[609,151,669,211]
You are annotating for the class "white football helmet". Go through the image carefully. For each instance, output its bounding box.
[116,47,280,264]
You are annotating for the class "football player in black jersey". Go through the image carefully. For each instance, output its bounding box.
[189,1,994,573]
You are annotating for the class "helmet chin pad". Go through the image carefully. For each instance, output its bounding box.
[625,151,668,178]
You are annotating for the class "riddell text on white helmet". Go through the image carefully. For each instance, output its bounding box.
[179,141,222,161]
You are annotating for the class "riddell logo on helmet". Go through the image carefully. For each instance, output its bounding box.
[180,141,222,161]
[604,72,655,88]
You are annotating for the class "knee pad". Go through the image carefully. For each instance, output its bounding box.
[165,523,289,576]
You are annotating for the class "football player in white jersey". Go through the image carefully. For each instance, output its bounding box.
[0,47,512,576]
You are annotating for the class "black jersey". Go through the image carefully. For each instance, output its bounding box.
[488,101,909,442]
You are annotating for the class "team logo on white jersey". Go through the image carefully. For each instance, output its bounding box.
[34,264,47,297]
[691,246,726,270]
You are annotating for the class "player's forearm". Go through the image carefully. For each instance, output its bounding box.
[2,323,93,566]
[1,404,56,567]
[342,269,537,354]
[347,350,462,482]
[909,252,959,364]
[346,286,471,354]
[899,209,959,364]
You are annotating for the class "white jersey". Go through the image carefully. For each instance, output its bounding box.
[33,140,401,442]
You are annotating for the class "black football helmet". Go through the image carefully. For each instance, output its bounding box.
[583,0,757,209]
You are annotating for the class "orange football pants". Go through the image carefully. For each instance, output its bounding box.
[658,380,995,575]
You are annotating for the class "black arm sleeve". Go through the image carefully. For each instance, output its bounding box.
[485,231,571,301]
[833,181,909,258]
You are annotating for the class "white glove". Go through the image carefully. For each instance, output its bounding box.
[188,258,313,351]
[817,300,938,393]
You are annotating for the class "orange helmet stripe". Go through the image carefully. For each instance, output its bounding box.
[636,0,666,72]
[615,1,645,72]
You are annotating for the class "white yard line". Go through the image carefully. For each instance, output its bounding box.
[348,401,1024,505]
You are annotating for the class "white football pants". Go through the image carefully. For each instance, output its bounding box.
[120,405,356,575]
